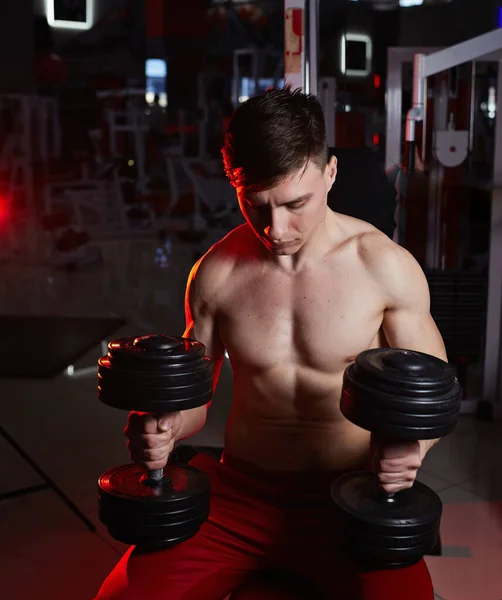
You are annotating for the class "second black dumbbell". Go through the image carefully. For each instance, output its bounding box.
[331,348,462,569]
[97,334,214,553]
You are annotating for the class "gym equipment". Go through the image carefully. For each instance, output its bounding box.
[426,270,487,377]
[284,0,319,95]
[331,348,462,569]
[433,117,469,169]
[385,31,502,416]
[97,334,213,552]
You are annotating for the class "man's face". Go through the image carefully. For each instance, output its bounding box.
[237,156,337,255]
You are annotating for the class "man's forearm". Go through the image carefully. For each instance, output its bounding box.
[175,405,209,441]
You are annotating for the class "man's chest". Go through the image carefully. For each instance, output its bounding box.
[218,265,385,371]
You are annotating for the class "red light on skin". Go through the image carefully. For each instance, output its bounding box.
[373,74,381,89]
[373,134,380,146]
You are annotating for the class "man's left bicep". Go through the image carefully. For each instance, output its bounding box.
[382,307,447,362]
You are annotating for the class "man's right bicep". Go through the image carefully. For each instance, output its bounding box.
[183,265,225,390]
[183,314,224,361]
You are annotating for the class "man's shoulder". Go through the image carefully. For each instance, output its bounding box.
[200,223,253,266]
[336,214,395,257]
[357,227,402,263]
[335,213,418,280]
[349,223,426,297]
[189,224,253,300]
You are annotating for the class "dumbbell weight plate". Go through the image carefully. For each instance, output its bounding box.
[330,472,442,568]
[97,362,213,391]
[343,531,439,568]
[99,497,209,523]
[99,504,208,527]
[97,377,213,413]
[341,348,462,440]
[346,348,457,396]
[98,463,210,510]
[340,404,461,440]
[106,336,206,369]
[97,335,214,413]
[105,519,205,550]
[98,463,210,551]
[103,513,206,544]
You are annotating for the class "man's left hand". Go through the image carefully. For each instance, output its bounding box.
[371,437,426,494]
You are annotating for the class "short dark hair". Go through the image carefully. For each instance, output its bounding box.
[222,87,328,191]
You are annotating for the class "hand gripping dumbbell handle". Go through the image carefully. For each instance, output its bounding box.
[373,436,403,504]
[146,410,176,484]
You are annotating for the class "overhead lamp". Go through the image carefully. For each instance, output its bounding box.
[341,33,373,77]
[46,0,94,30]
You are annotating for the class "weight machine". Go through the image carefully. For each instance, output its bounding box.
[385,29,502,416]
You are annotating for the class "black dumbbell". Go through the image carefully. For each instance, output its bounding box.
[330,348,462,569]
[96,334,213,553]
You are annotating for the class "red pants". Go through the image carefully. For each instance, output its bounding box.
[95,453,434,599]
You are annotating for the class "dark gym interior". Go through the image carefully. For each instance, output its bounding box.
[1,1,502,599]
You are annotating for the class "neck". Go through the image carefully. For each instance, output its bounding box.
[267,209,338,274]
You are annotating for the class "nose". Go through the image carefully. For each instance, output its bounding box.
[264,209,287,242]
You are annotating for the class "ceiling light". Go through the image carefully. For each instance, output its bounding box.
[399,0,424,7]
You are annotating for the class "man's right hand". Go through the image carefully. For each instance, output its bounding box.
[124,411,182,471]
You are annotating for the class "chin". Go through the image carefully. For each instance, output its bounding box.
[272,247,297,255]
[269,242,301,255]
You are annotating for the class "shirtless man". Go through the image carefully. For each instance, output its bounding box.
[96,87,446,600]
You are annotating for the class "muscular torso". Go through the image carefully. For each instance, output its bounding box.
[213,216,388,471]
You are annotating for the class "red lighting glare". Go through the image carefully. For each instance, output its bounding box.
[0,197,9,226]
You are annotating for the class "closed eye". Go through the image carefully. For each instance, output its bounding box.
[287,194,312,209]
[245,202,266,211]
[244,200,267,211]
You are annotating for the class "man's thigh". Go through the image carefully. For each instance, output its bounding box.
[309,558,434,600]
[94,518,262,600]
[277,503,435,600]
[351,560,434,600]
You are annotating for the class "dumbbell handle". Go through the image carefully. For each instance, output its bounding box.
[148,468,164,482]
[380,490,396,503]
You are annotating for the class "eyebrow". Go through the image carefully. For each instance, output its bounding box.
[246,193,313,207]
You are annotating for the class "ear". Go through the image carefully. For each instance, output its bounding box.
[325,155,337,191]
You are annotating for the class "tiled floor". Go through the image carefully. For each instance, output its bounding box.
[0,233,501,599]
